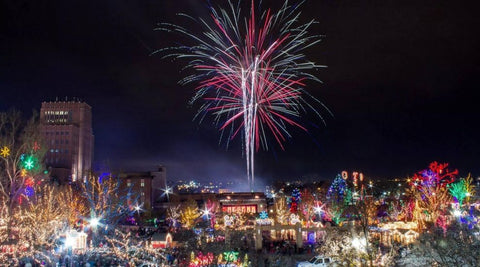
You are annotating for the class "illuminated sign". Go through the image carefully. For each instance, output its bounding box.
[222,204,257,214]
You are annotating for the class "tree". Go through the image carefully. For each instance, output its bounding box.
[398,223,480,266]
[167,204,181,230]
[350,197,378,267]
[299,188,316,225]
[60,185,88,228]
[317,227,357,266]
[203,198,218,228]
[408,162,457,230]
[0,111,49,257]
[324,174,350,225]
[18,185,68,249]
[81,172,135,244]
[448,174,475,207]
[289,188,301,213]
[179,198,200,228]
[274,194,289,225]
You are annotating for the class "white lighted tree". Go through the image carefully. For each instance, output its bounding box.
[0,111,51,263]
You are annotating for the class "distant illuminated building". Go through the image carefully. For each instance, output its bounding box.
[40,100,94,182]
[219,192,267,214]
[119,166,167,211]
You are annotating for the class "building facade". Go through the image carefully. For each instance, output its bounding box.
[119,166,167,211]
[40,100,94,182]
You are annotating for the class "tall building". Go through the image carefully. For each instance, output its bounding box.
[40,100,94,182]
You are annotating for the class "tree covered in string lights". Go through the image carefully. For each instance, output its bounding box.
[0,111,63,264]
[448,174,474,207]
[180,197,200,228]
[167,204,181,230]
[288,188,301,214]
[327,174,348,202]
[16,185,68,248]
[81,172,137,243]
[0,111,48,245]
[274,193,289,225]
[402,221,480,266]
[298,188,316,225]
[325,174,349,225]
[203,198,218,228]
[408,162,457,229]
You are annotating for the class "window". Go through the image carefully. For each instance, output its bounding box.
[141,179,145,187]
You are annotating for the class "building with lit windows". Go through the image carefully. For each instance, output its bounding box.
[167,192,267,214]
[119,166,167,211]
[218,192,267,214]
[40,100,94,182]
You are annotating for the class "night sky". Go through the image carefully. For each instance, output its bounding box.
[1,0,479,185]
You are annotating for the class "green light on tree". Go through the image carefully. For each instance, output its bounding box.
[223,251,239,262]
[20,154,39,171]
[449,179,468,206]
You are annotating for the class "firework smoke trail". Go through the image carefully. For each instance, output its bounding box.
[156,0,331,191]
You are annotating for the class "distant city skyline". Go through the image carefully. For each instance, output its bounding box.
[1,0,479,182]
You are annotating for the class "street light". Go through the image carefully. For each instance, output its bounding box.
[89,217,100,228]
[352,237,366,252]
[162,185,172,201]
[202,207,210,219]
[453,209,462,217]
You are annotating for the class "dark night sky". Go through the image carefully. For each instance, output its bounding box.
[1,0,479,185]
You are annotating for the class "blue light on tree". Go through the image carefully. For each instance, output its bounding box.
[259,211,268,219]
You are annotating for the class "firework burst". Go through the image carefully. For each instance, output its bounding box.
[156,0,330,190]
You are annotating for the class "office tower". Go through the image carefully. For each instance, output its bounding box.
[40,100,94,182]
